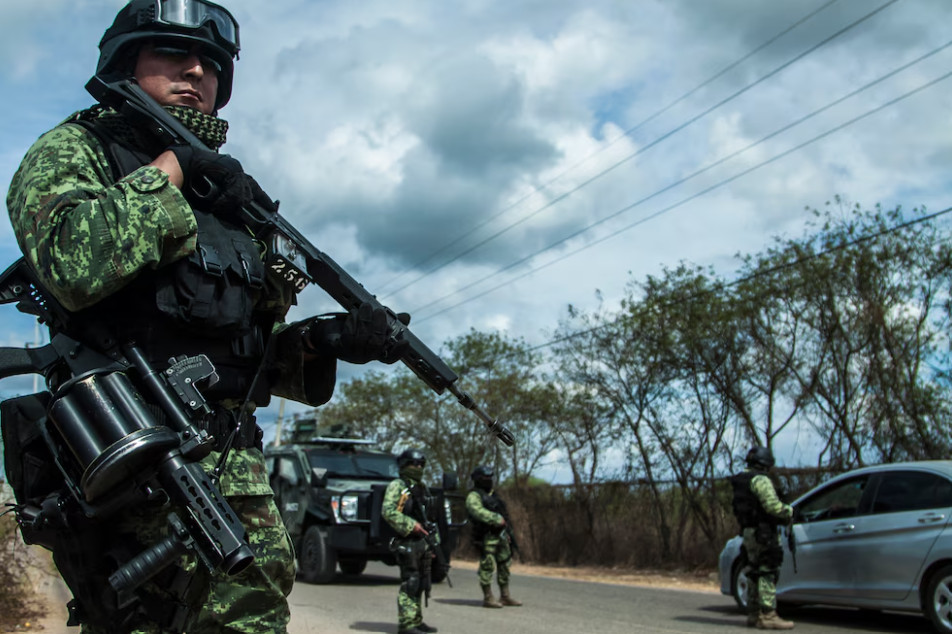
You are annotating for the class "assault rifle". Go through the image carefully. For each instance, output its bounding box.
[423,522,452,606]
[786,523,798,574]
[84,74,516,449]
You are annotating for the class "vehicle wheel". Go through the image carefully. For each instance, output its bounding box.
[925,564,952,634]
[731,557,750,613]
[298,526,337,584]
[339,557,368,576]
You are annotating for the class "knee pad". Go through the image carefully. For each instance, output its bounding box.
[401,571,422,598]
[763,545,784,568]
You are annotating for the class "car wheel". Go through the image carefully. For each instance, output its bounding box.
[339,557,368,576]
[731,557,750,612]
[298,526,337,584]
[926,564,952,634]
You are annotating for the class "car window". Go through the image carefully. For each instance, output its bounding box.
[797,475,869,523]
[871,471,952,514]
[278,457,299,486]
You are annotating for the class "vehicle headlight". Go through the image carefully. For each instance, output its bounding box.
[340,494,359,522]
[444,498,453,525]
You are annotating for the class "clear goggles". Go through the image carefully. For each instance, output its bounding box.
[148,0,240,51]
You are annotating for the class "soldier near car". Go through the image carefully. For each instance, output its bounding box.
[466,465,523,609]
[4,1,406,631]
[382,449,440,634]
[731,447,795,630]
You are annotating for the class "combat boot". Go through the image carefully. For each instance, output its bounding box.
[756,610,794,630]
[499,585,523,606]
[417,624,439,633]
[397,629,425,634]
[481,584,503,608]
[746,611,760,627]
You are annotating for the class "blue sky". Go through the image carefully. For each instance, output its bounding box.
[2,0,952,481]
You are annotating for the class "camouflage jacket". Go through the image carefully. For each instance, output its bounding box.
[749,470,793,522]
[6,112,337,495]
[465,490,505,527]
[382,477,439,542]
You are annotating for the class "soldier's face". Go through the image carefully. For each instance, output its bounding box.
[134,41,220,115]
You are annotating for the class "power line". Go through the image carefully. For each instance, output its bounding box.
[526,204,952,354]
[383,0,902,300]
[410,38,952,315]
[412,65,952,324]
[375,0,846,296]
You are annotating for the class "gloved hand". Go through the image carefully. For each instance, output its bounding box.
[169,145,253,216]
[306,303,411,365]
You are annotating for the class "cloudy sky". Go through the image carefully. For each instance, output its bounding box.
[2,0,952,478]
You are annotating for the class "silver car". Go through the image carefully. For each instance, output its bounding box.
[719,460,952,633]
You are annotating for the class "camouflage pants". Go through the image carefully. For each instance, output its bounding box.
[742,527,783,614]
[394,538,429,630]
[477,533,512,588]
[80,494,295,634]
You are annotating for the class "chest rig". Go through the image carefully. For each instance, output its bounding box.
[469,490,508,542]
[69,115,278,405]
[731,470,780,528]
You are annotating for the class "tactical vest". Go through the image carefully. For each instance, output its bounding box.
[731,470,780,528]
[400,480,431,526]
[469,490,508,543]
[67,117,276,405]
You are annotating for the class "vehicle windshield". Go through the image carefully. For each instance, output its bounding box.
[306,449,399,479]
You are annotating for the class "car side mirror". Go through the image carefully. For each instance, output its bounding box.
[442,472,459,492]
[310,467,328,488]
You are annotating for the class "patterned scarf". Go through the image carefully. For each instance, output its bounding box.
[72,103,229,151]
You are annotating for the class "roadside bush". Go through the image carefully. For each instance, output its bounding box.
[0,490,43,631]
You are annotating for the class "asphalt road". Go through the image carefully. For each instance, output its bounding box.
[286,562,937,634]
[35,561,937,634]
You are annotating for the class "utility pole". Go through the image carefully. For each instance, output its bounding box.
[274,398,286,446]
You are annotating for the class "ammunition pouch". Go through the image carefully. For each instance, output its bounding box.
[199,409,262,452]
[1,392,57,506]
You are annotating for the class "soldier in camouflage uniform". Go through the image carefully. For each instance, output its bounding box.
[5,1,405,632]
[382,449,439,634]
[731,447,795,630]
[466,465,522,608]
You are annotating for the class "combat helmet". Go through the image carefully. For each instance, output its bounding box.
[97,0,241,110]
[471,465,494,481]
[397,448,427,469]
[745,446,775,470]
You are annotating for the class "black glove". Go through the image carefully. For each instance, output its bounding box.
[169,145,253,216]
[306,303,410,365]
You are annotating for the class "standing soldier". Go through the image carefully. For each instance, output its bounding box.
[466,465,523,609]
[382,449,439,634]
[731,447,795,630]
[4,1,405,631]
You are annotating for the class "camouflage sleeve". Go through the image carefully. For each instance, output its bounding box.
[751,475,793,521]
[465,491,504,526]
[6,123,197,312]
[382,479,416,537]
[268,320,338,406]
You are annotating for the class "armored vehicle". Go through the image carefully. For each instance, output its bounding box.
[265,418,463,583]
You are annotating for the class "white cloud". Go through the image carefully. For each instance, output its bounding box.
[3,0,952,468]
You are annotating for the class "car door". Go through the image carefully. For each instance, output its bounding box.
[274,454,308,536]
[782,474,872,599]
[847,470,952,601]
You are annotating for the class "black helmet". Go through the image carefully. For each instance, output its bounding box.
[471,465,494,481]
[397,449,427,469]
[97,0,240,110]
[745,446,775,470]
